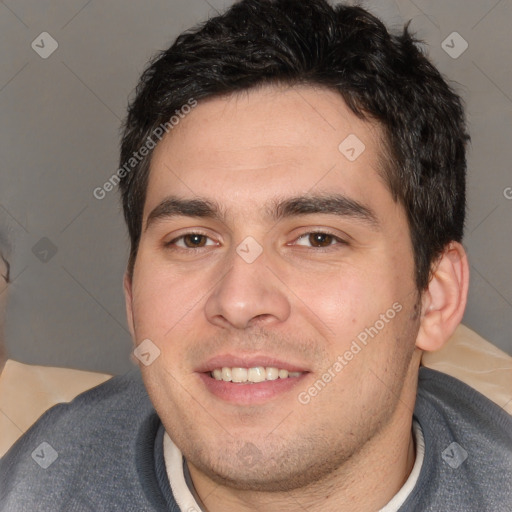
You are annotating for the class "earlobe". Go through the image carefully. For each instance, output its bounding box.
[416,242,469,352]
[123,272,135,339]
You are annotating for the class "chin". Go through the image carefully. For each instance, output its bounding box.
[187,439,351,493]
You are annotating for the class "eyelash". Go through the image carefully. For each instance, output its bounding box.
[291,231,347,249]
[165,230,348,251]
[165,231,216,250]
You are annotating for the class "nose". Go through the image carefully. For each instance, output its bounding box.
[204,249,291,330]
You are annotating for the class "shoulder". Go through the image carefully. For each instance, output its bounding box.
[0,370,170,511]
[406,367,512,511]
[421,324,512,414]
[417,366,512,439]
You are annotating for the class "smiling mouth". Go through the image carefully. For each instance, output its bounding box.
[209,366,304,383]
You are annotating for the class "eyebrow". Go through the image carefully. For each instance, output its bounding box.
[145,197,224,231]
[268,194,379,228]
[145,193,379,231]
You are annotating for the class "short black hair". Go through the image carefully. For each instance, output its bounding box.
[119,0,469,290]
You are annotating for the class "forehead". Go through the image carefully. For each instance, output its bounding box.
[145,84,390,219]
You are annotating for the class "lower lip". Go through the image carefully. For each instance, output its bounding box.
[197,372,308,404]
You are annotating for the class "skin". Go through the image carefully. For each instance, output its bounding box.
[124,84,468,512]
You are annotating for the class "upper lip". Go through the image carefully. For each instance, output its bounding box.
[196,354,309,373]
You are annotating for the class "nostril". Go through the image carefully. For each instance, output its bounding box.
[247,314,275,328]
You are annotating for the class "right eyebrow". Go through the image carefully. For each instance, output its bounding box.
[144,196,225,232]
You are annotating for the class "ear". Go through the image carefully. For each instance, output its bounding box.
[416,242,469,352]
[123,271,135,340]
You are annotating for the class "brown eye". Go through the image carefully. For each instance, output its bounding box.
[293,231,345,249]
[166,232,217,250]
[183,234,208,247]
[308,233,334,247]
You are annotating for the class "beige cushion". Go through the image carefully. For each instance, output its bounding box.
[0,324,510,457]
[0,360,110,457]
[421,324,512,415]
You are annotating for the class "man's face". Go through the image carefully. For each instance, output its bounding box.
[125,85,422,491]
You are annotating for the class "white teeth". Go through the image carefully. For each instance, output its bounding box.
[221,367,232,382]
[247,367,266,383]
[231,367,248,383]
[265,367,279,380]
[211,366,303,382]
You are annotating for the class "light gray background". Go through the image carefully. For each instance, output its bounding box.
[1,0,511,375]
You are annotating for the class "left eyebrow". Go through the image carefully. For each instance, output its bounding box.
[267,194,380,230]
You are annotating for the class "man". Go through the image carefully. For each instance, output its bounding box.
[1,1,511,511]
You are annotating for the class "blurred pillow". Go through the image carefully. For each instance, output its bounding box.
[422,324,512,415]
[0,361,110,457]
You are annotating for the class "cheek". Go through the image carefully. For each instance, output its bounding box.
[130,260,208,341]
[288,264,398,339]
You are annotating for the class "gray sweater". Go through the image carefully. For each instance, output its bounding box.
[1,367,511,511]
